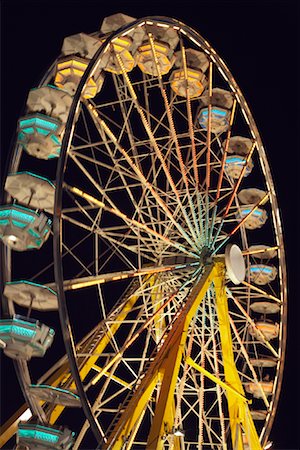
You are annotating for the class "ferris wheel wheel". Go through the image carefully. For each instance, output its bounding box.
[0,13,287,450]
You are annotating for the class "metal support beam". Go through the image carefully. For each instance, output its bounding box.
[213,262,262,450]
[104,264,215,449]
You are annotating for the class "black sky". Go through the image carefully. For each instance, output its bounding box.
[0,0,299,449]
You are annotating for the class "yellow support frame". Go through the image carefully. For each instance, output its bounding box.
[104,263,262,450]
[213,262,262,450]
[104,264,216,449]
[49,282,145,423]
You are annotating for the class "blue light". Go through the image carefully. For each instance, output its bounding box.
[250,266,273,274]
[18,428,60,444]
[201,108,227,117]
[241,208,263,217]
[226,156,245,164]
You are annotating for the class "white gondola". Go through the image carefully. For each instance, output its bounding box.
[226,135,253,155]
[249,264,278,285]
[100,13,145,54]
[238,188,267,205]
[18,113,63,159]
[249,357,278,368]
[0,205,51,251]
[27,85,72,124]
[136,23,178,76]
[250,301,280,315]
[0,315,54,360]
[198,88,233,133]
[248,244,277,259]
[62,32,102,59]
[245,381,273,399]
[236,206,268,230]
[224,154,253,179]
[28,385,81,407]
[4,281,58,311]
[5,172,55,213]
[249,320,279,341]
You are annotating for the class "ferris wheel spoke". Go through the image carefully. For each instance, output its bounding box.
[228,293,279,358]
[65,155,167,256]
[46,263,196,291]
[70,150,141,181]
[207,99,237,245]
[64,184,196,260]
[212,192,270,255]
[147,32,201,242]
[240,281,281,303]
[85,105,199,250]
[114,52,201,247]
[207,293,227,446]
[61,212,159,266]
[90,271,199,390]
[229,316,270,408]
[210,141,257,247]
[215,99,237,203]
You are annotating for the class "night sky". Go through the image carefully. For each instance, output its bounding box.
[0,1,299,449]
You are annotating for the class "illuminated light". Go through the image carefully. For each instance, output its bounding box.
[7,234,17,242]
[171,68,206,98]
[226,156,246,164]
[218,66,229,81]
[156,22,170,28]
[189,36,201,47]
[112,36,131,47]
[0,208,35,223]
[22,127,35,134]
[70,279,105,290]
[55,55,103,98]
[0,324,36,339]
[19,117,59,132]
[250,266,273,274]
[121,27,135,36]
[173,429,185,437]
[199,107,230,133]
[201,108,227,117]
[0,205,52,250]
[264,442,273,450]
[18,428,60,444]
[19,408,32,422]
[241,108,250,125]
[240,208,263,217]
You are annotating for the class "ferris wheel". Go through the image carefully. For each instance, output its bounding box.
[0,13,287,450]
